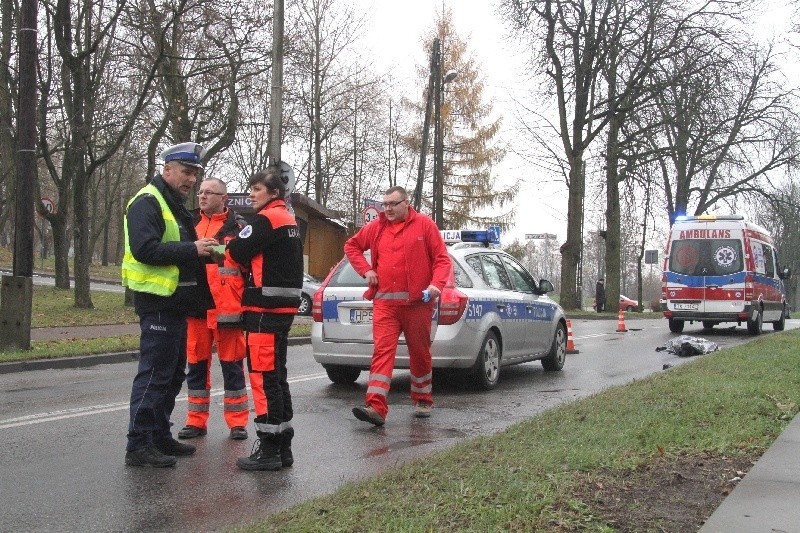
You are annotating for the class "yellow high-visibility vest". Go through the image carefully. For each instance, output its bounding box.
[121,184,180,296]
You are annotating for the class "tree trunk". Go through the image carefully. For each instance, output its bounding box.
[559,155,584,310]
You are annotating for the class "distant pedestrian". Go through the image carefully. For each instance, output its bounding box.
[178,177,250,442]
[344,186,451,426]
[227,167,304,471]
[122,142,218,468]
[595,278,606,313]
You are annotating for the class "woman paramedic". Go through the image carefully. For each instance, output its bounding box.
[226,167,304,471]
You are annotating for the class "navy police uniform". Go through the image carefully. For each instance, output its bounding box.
[124,143,209,461]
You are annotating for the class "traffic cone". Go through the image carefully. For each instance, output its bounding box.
[565,319,579,354]
[616,309,628,332]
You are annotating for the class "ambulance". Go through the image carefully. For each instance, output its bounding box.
[661,214,791,335]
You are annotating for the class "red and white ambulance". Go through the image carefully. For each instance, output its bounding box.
[661,214,791,335]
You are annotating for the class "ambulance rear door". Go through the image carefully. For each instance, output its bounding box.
[665,225,746,315]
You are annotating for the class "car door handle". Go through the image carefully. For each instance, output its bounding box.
[496,304,507,310]
[526,305,533,311]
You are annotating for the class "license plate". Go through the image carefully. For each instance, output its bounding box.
[674,303,699,311]
[350,308,373,324]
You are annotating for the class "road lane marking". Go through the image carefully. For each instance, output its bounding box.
[0,372,329,430]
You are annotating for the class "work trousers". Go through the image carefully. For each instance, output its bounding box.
[365,301,434,418]
[184,316,248,430]
[244,312,294,437]
[127,312,187,451]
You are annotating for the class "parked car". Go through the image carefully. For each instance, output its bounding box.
[298,273,322,316]
[619,295,638,312]
[310,230,568,390]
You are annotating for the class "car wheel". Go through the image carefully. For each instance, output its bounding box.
[324,365,361,384]
[297,293,312,316]
[471,331,501,390]
[773,306,786,331]
[626,305,635,312]
[747,307,763,335]
[668,318,684,333]
[702,321,715,330]
[541,322,566,371]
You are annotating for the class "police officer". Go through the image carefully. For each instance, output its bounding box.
[178,177,250,441]
[122,142,217,468]
[227,167,303,471]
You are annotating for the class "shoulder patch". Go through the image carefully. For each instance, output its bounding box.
[239,225,253,238]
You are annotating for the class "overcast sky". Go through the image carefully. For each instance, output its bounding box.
[350,0,797,245]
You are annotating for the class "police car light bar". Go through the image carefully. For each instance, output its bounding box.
[440,226,501,245]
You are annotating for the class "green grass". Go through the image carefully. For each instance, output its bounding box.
[0,336,140,364]
[236,330,800,532]
[31,286,137,327]
[0,286,311,363]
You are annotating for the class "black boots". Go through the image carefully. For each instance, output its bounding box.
[236,434,282,471]
[236,429,294,471]
[280,427,294,468]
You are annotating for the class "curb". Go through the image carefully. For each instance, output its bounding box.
[0,336,312,375]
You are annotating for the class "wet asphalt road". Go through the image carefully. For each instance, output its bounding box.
[1,317,795,532]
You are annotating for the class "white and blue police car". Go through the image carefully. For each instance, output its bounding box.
[310,228,568,390]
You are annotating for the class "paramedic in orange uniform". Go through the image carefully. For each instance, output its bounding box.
[178,177,250,441]
[344,186,451,426]
[227,168,303,471]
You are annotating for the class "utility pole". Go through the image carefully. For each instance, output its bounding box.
[413,38,439,211]
[432,46,443,227]
[0,0,37,350]
[433,66,457,228]
[267,0,284,168]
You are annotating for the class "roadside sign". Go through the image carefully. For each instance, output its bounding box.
[40,197,55,215]
[363,206,380,225]
[226,193,252,212]
[645,249,659,264]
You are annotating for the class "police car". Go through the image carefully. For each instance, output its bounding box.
[310,229,568,390]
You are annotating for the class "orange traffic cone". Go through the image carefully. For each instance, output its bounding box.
[566,319,579,354]
[616,309,628,332]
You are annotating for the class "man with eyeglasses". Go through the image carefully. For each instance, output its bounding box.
[122,142,218,467]
[344,186,451,426]
[177,177,250,442]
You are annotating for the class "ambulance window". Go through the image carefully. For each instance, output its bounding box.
[480,254,513,290]
[708,240,744,275]
[669,241,701,275]
[751,242,766,274]
[762,244,775,277]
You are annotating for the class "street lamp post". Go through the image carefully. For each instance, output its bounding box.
[433,68,457,228]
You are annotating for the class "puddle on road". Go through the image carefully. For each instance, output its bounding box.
[363,427,467,458]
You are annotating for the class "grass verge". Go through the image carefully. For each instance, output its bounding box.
[237,330,800,532]
[0,286,312,363]
[31,286,137,327]
[0,336,141,364]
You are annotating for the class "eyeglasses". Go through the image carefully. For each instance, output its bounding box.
[381,199,407,208]
[197,191,225,197]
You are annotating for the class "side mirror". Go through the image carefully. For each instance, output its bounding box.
[538,279,554,294]
[780,267,792,280]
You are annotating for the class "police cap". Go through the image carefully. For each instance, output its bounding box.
[160,142,207,169]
